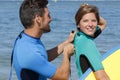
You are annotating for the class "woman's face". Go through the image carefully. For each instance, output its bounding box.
[78,13,97,36]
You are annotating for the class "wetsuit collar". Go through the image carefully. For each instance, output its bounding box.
[21,31,41,43]
[77,31,94,40]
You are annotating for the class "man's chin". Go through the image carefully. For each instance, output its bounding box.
[43,29,51,33]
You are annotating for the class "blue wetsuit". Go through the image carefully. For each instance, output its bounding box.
[13,31,56,80]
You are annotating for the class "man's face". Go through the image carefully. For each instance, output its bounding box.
[41,7,52,33]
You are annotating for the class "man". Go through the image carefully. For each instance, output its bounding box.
[12,0,75,80]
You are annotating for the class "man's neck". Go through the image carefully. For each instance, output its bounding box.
[24,28,43,38]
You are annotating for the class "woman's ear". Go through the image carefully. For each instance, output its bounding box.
[77,25,80,29]
[77,25,81,31]
[78,23,81,28]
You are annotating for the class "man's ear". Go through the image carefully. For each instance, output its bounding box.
[35,14,42,24]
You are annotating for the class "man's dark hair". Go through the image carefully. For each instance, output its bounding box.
[19,0,48,29]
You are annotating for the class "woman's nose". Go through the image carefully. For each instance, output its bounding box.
[88,21,93,27]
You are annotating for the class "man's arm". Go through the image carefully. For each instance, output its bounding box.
[51,43,74,80]
[47,41,69,61]
[47,31,76,61]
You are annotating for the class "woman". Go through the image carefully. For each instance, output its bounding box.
[74,4,110,80]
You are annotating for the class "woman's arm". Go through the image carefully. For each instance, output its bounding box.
[94,70,110,80]
[98,17,107,31]
[93,17,106,38]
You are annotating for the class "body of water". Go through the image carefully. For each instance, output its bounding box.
[0,1,120,80]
